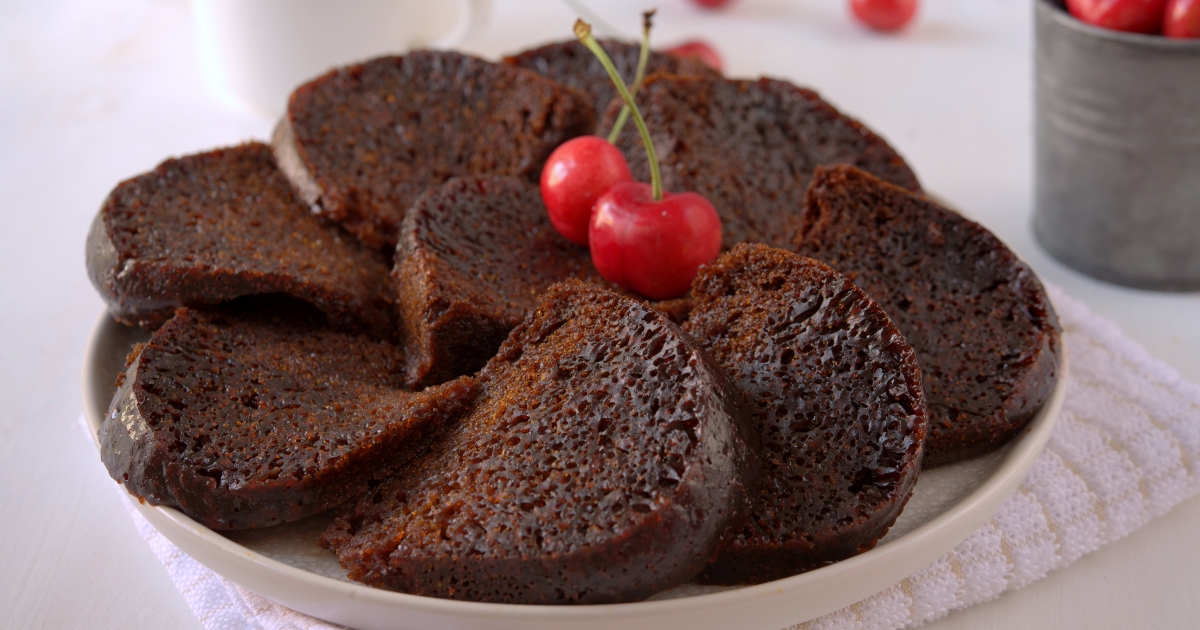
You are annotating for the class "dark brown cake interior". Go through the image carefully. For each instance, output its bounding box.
[394,176,605,388]
[684,244,926,584]
[504,38,718,126]
[280,51,594,249]
[604,74,921,251]
[87,143,395,336]
[100,296,477,530]
[321,281,759,604]
[793,165,1060,466]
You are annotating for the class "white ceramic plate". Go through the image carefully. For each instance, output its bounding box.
[83,312,1067,630]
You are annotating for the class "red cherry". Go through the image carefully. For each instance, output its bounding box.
[540,136,633,246]
[589,182,722,300]
[1065,0,1167,33]
[850,0,918,31]
[690,0,736,9]
[574,18,722,300]
[1165,0,1200,37]
[664,40,724,73]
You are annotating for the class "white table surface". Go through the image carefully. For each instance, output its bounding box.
[2,0,1198,628]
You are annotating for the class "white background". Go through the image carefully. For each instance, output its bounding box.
[1,0,1198,627]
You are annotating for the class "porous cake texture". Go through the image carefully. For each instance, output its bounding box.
[793,165,1060,466]
[87,143,395,337]
[100,297,476,530]
[685,244,927,584]
[321,281,759,604]
[605,75,921,250]
[505,38,718,125]
[393,176,602,388]
[276,51,594,249]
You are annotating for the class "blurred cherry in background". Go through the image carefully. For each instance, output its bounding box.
[1164,0,1200,36]
[664,40,724,72]
[850,0,919,32]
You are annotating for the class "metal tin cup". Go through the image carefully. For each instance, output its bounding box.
[1033,0,1200,290]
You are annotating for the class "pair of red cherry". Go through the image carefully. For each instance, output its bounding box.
[541,135,720,302]
[539,23,723,302]
[1068,0,1200,36]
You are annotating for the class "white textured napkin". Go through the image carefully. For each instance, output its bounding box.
[115,284,1200,630]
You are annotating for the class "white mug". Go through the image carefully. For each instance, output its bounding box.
[190,0,491,118]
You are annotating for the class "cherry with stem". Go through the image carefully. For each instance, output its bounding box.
[576,19,663,200]
[576,19,722,300]
[538,12,655,246]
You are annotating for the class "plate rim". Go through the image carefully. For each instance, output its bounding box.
[83,310,1067,630]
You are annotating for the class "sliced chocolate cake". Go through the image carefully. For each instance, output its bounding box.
[394,176,603,389]
[394,175,691,388]
[793,165,1060,466]
[504,38,718,126]
[100,297,477,530]
[684,244,927,584]
[603,74,921,251]
[274,51,594,250]
[321,281,759,604]
[87,143,395,337]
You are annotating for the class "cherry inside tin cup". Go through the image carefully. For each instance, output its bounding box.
[1033,0,1200,290]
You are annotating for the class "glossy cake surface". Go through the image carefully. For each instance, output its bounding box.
[505,38,718,125]
[100,298,476,530]
[685,244,927,584]
[87,143,394,336]
[277,51,594,249]
[321,281,759,603]
[605,75,921,250]
[393,176,601,388]
[793,165,1060,466]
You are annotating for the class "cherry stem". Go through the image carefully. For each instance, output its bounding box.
[576,19,663,201]
[560,0,624,38]
[606,10,655,144]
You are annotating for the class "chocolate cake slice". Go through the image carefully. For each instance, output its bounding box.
[684,244,927,584]
[394,176,604,388]
[504,38,718,126]
[86,143,395,337]
[394,175,692,388]
[321,281,759,604]
[603,74,921,250]
[274,51,594,250]
[100,297,477,530]
[793,165,1061,466]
